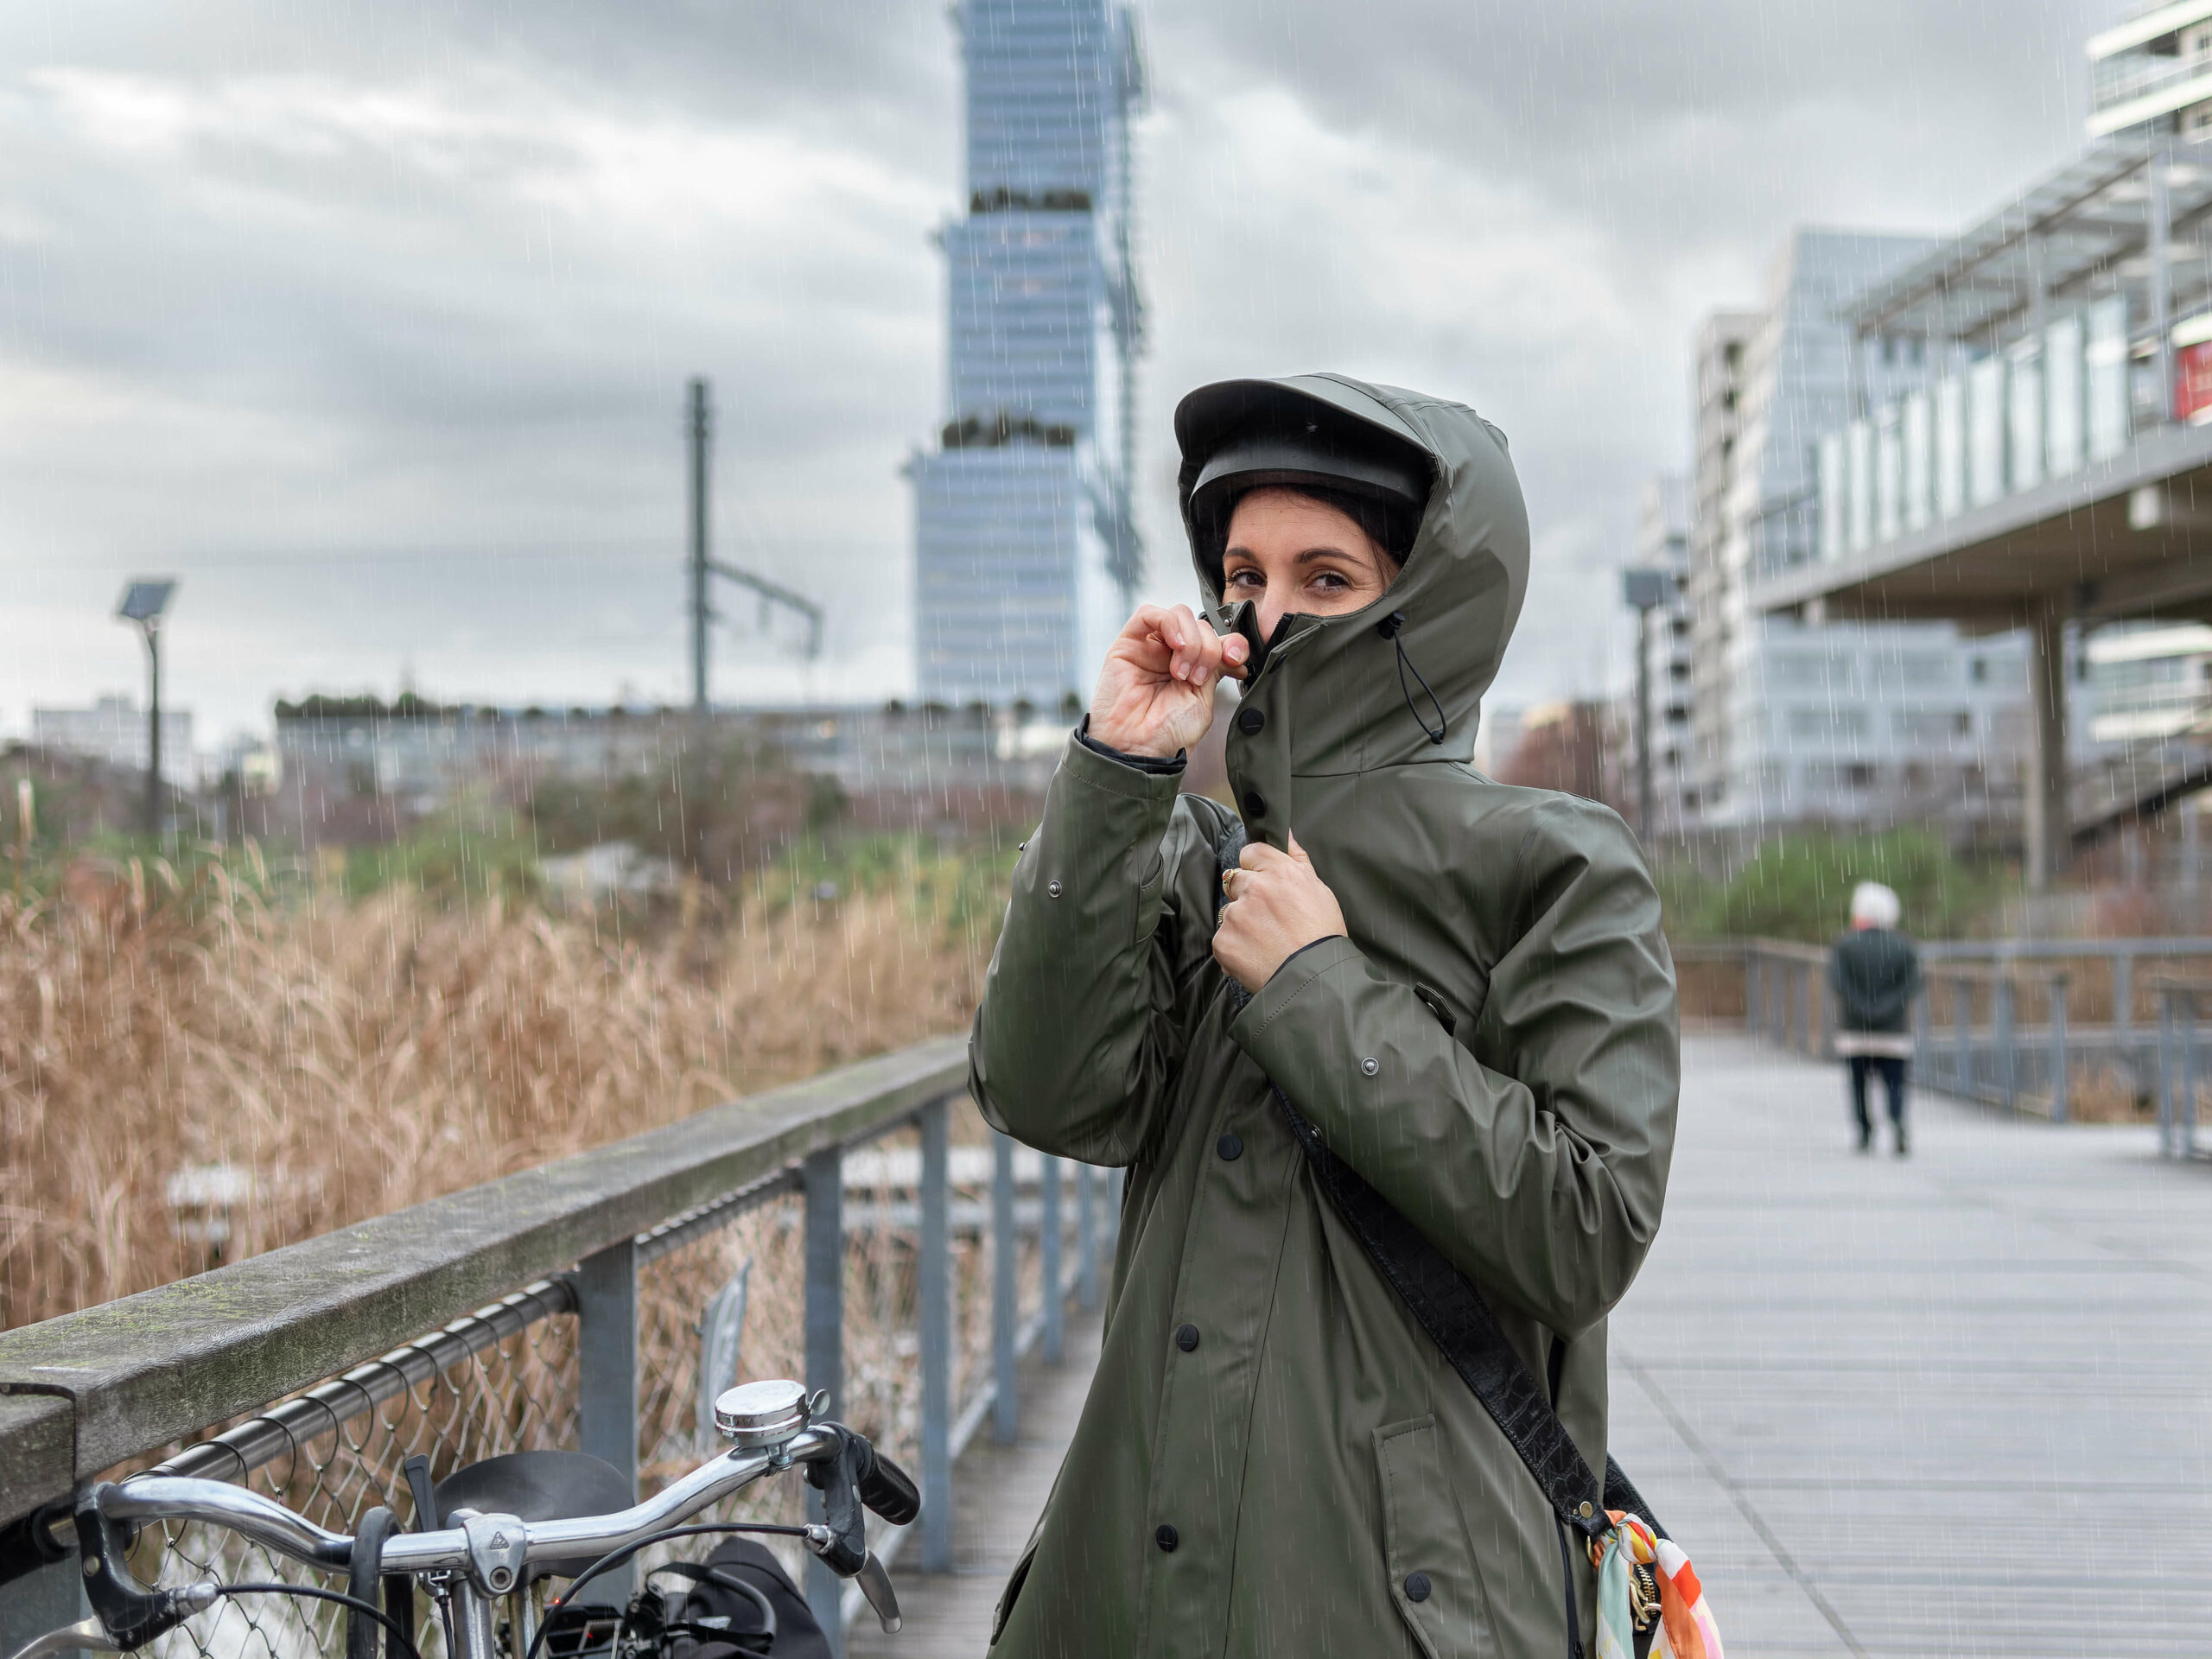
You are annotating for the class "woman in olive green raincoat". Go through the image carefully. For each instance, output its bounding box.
[969,374,1679,1658]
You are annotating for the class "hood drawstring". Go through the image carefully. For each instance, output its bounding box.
[1376,612,1447,745]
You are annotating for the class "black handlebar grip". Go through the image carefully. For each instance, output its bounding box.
[856,1446,921,1528]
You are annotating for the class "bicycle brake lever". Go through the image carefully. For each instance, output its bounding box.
[73,1484,221,1651]
[798,1427,870,1578]
[853,1553,901,1635]
[4,1614,123,1659]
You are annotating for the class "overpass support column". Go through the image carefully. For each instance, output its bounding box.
[2026,605,2069,890]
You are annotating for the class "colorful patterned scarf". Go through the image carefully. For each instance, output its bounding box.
[1590,1510,1723,1659]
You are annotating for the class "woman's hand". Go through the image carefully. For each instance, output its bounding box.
[1213,834,1346,992]
[1088,604,1250,759]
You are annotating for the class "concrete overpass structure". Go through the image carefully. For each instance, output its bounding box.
[1757,138,2212,883]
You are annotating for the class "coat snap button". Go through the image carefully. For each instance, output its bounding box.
[1154,1523,1179,1553]
[1046,880,1064,899]
[1579,1501,1593,1519]
[1236,707,1265,735]
[1404,1573,1432,1603]
[1242,789,1267,818]
[1360,1057,1380,1077]
[1216,1131,1243,1161]
[1175,1323,1199,1351]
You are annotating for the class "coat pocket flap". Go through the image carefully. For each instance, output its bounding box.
[1374,1415,1499,1659]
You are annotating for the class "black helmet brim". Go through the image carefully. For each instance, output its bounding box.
[1176,378,1433,590]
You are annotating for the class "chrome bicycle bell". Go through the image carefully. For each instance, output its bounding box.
[714,1378,814,1450]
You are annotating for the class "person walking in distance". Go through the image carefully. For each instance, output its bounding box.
[968,375,1679,1656]
[1829,881,1923,1156]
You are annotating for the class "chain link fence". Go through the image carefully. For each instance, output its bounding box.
[87,1093,1088,1659]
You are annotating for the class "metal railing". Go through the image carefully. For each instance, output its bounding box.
[1915,963,2073,1120]
[1735,937,2212,1154]
[0,1036,1118,1659]
[2152,977,2209,1160]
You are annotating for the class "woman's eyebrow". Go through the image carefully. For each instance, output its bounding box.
[1294,545,1358,563]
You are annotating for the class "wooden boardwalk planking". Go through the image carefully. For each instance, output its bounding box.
[861,1034,2211,1654]
[853,1313,1100,1658]
[1611,1034,2212,1656]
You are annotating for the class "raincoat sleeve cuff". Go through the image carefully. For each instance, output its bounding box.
[1076,715,1188,775]
[1055,728,1189,803]
[1230,933,1366,1049]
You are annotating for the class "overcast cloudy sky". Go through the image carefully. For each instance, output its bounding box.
[1,0,2114,746]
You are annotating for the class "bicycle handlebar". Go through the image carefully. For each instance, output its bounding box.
[99,1428,830,1578]
[35,1402,915,1659]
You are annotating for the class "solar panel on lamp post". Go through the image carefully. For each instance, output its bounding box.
[115,580,177,838]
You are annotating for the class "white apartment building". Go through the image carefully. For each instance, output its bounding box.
[2088,622,2212,741]
[1632,476,1694,830]
[2089,2,2212,142]
[1689,228,2035,832]
[31,694,194,787]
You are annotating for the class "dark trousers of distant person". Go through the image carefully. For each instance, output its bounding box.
[1848,1055,1908,1153]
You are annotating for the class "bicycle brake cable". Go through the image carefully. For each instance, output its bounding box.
[523,1524,810,1659]
[212,1584,424,1659]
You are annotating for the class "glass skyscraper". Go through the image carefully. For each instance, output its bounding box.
[912,0,1147,708]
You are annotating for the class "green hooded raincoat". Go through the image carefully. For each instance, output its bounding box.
[969,375,1680,1659]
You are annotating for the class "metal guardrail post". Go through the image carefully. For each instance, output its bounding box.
[1964,982,1981,1096]
[2177,995,2194,1159]
[1745,945,1762,1038]
[991,1130,1018,1446]
[2049,976,2069,1124]
[2113,950,2134,1065]
[1995,976,2018,1113]
[803,1146,845,1653]
[0,1560,85,1659]
[2158,988,2177,1156]
[1911,987,1930,1080]
[918,1097,952,1573]
[1041,1154,1065,1365]
[574,1238,639,1598]
[1076,1161,1099,1310]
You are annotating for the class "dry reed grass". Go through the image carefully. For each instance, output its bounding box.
[0,855,997,1330]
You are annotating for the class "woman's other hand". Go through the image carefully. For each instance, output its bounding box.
[1087,603,1250,758]
[1214,834,1346,992]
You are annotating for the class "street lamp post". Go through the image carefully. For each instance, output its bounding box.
[116,579,177,839]
[1621,569,1669,844]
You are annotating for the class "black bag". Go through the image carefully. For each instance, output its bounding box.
[1215,822,1665,1658]
[658,1539,830,1659]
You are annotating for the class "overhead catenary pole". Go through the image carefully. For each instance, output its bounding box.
[690,378,712,714]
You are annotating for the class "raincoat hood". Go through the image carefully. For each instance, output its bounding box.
[1175,373,1531,844]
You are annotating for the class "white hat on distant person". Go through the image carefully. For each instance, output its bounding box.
[1850,881,1901,930]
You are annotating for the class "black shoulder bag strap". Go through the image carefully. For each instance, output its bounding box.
[1214,821,1662,1545]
